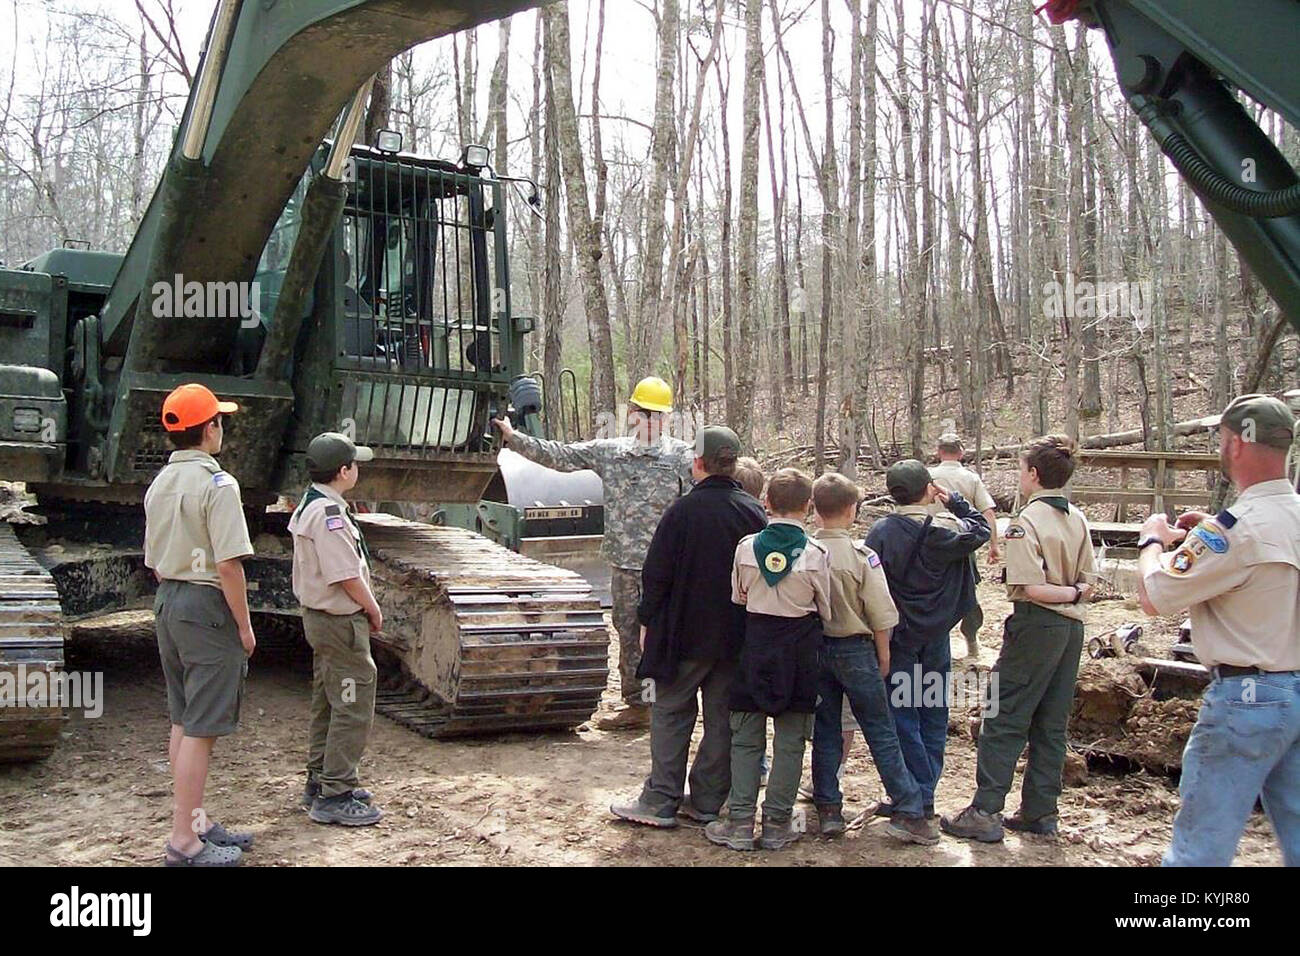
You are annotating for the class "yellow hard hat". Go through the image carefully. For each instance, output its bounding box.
[629,376,673,413]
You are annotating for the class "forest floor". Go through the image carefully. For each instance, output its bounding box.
[0,585,1283,868]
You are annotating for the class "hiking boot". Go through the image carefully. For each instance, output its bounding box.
[817,804,846,837]
[758,814,802,850]
[940,805,1004,843]
[887,814,941,846]
[872,801,935,819]
[705,817,756,852]
[591,705,651,732]
[677,796,720,824]
[164,841,242,867]
[1005,812,1059,837]
[302,776,372,809]
[309,791,383,827]
[199,821,254,851]
[609,796,678,828]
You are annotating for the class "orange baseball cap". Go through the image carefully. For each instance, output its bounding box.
[161,383,239,432]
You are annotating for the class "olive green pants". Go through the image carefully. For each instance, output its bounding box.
[727,710,813,823]
[974,603,1084,821]
[304,609,377,798]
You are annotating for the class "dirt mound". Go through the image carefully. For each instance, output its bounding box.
[1069,659,1199,772]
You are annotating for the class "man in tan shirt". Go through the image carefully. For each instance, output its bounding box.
[289,432,384,827]
[930,433,1000,657]
[144,383,255,867]
[1137,394,1300,867]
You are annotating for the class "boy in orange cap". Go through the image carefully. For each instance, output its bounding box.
[145,383,257,866]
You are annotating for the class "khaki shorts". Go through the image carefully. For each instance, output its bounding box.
[155,579,247,737]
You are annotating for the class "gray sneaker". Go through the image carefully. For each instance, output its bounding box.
[302,776,372,809]
[888,814,941,845]
[1005,812,1059,837]
[758,814,802,850]
[309,791,383,827]
[609,797,678,828]
[705,817,756,852]
[817,804,846,837]
[940,805,1004,843]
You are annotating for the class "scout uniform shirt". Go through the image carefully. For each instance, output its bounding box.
[813,528,900,637]
[1143,478,1300,671]
[732,520,833,619]
[929,460,995,514]
[144,450,254,586]
[288,483,373,615]
[506,431,694,570]
[1002,488,1096,622]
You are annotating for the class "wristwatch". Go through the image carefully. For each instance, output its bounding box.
[1071,585,1083,604]
[1137,536,1165,551]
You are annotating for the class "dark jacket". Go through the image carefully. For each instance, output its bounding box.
[636,475,768,681]
[864,491,990,653]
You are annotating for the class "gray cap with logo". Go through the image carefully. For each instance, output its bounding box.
[1220,394,1297,450]
[307,432,375,472]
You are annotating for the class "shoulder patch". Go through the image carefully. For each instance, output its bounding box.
[325,516,347,532]
[1169,547,1197,575]
[212,471,236,488]
[867,551,882,569]
[324,504,342,516]
[1214,509,1238,530]
[1190,521,1229,554]
[1005,525,1026,539]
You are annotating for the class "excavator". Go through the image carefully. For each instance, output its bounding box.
[0,0,620,763]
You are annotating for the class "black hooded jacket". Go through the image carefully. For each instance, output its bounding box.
[636,475,768,682]
[864,491,990,653]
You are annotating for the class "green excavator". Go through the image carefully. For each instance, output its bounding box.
[0,0,615,763]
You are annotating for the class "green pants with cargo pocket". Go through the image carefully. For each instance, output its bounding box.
[973,602,1084,821]
[304,608,377,798]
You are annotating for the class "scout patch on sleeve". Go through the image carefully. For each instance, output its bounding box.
[868,551,882,568]
[212,471,235,488]
[1169,547,1196,574]
[1214,508,1237,529]
[324,504,341,516]
[1005,525,1026,539]
[1190,520,1229,553]
[325,516,347,532]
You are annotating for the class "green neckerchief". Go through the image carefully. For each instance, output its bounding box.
[753,521,807,587]
[297,486,370,568]
[1029,493,1070,514]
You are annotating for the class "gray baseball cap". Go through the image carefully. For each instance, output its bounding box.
[1220,394,1297,450]
[886,458,932,501]
[694,424,742,459]
[307,432,374,472]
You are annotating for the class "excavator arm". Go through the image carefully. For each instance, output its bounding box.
[1051,0,1300,335]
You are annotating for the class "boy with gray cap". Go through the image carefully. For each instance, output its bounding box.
[290,432,384,826]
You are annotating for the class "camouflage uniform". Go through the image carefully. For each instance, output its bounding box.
[506,432,694,705]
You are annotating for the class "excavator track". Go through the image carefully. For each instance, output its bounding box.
[0,523,68,762]
[360,515,609,738]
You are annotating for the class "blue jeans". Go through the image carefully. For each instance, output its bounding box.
[812,637,923,817]
[1164,671,1300,867]
[888,635,952,810]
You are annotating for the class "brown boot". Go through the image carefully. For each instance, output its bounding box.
[591,705,651,732]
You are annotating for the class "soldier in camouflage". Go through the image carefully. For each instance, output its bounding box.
[493,377,694,730]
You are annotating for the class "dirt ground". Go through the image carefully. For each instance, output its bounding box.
[0,580,1284,867]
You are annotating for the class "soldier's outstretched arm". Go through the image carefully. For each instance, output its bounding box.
[494,416,610,475]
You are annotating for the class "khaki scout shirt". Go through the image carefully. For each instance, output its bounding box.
[506,432,694,571]
[288,483,374,615]
[1003,489,1096,622]
[731,519,833,619]
[813,528,900,637]
[1144,478,1300,671]
[929,460,995,515]
[143,450,254,588]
